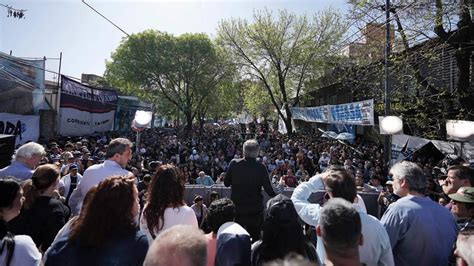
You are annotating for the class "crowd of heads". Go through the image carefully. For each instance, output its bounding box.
[0,123,473,265]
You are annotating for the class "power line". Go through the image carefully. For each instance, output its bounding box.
[81,0,130,37]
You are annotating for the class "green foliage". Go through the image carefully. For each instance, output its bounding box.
[217,8,347,134]
[105,30,232,130]
[242,81,274,119]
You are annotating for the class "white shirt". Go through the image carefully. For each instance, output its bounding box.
[291,174,394,266]
[140,205,198,244]
[59,173,83,198]
[0,235,41,266]
[69,160,130,215]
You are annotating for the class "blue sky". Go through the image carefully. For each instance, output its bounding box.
[0,0,348,81]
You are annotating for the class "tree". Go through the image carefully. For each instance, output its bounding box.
[105,30,231,131]
[242,80,274,120]
[346,0,474,138]
[217,9,346,135]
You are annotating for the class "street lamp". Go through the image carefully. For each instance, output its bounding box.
[446,120,474,159]
[380,116,403,167]
[133,110,153,158]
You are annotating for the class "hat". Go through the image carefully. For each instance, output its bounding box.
[64,152,74,159]
[448,187,474,203]
[69,164,78,170]
[386,181,393,186]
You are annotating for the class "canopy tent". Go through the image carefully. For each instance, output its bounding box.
[392,134,474,165]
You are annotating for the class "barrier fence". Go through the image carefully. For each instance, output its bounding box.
[185,185,381,218]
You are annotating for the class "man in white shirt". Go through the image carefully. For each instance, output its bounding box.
[58,163,83,206]
[291,168,394,266]
[69,138,133,214]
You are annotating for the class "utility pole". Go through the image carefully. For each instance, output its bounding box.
[384,0,392,167]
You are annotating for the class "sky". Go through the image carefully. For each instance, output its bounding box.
[0,0,348,81]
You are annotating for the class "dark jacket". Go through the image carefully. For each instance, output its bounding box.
[224,157,276,216]
[8,196,70,251]
[44,230,148,266]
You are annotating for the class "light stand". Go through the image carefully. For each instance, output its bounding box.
[133,111,153,159]
[446,120,474,160]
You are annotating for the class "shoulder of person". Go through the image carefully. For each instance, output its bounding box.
[14,234,38,247]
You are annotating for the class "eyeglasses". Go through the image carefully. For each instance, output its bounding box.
[459,221,474,234]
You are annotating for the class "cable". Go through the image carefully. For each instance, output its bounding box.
[81,0,130,37]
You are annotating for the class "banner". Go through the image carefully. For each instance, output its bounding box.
[291,106,330,123]
[290,100,374,125]
[59,76,117,136]
[0,52,45,115]
[330,99,374,125]
[0,113,40,145]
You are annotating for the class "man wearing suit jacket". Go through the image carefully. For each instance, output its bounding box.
[224,139,276,242]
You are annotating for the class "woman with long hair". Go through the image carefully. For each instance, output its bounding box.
[8,164,70,252]
[251,194,318,266]
[0,177,41,265]
[44,175,148,265]
[140,164,197,243]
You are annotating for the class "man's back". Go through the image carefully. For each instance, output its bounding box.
[224,157,275,215]
[69,160,130,214]
[381,195,458,266]
[79,160,130,196]
[358,211,393,266]
[0,161,33,181]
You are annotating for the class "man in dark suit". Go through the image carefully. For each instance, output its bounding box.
[224,139,276,242]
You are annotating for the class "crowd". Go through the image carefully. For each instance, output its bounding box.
[0,124,473,266]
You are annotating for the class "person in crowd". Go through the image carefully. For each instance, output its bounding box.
[206,198,235,266]
[140,164,198,243]
[209,191,219,204]
[381,161,458,266]
[196,171,215,186]
[191,195,209,229]
[144,225,207,266]
[8,164,70,252]
[224,139,276,242]
[0,142,46,181]
[44,175,148,265]
[291,167,393,265]
[138,173,152,208]
[454,228,474,266]
[368,174,383,192]
[354,168,375,192]
[68,138,133,215]
[281,169,298,188]
[295,164,309,183]
[378,180,400,215]
[251,194,318,266]
[448,186,474,228]
[58,163,82,207]
[318,152,330,173]
[316,198,363,266]
[440,165,473,210]
[0,177,41,265]
[215,215,251,266]
[215,172,225,185]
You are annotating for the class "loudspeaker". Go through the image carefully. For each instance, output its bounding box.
[0,134,15,168]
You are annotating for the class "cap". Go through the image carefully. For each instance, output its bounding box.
[386,181,393,186]
[448,187,474,204]
[69,164,78,170]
